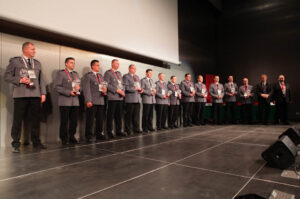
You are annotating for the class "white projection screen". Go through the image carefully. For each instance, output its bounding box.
[0,0,179,64]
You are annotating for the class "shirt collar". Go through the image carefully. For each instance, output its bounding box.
[66,68,73,73]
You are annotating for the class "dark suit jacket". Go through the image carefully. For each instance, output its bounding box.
[272,82,292,103]
[255,82,273,103]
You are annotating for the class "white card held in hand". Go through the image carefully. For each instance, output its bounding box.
[201,89,206,94]
[244,92,248,97]
[161,89,166,96]
[175,91,178,97]
[190,87,195,92]
[27,70,36,79]
[217,89,221,95]
[99,84,103,92]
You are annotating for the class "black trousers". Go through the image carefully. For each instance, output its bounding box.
[275,101,288,123]
[106,100,123,134]
[156,104,168,129]
[142,104,154,131]
[225,102,236,123]
[241,104,252,124]
[11,97,41,148]
[168,105,179,127]
[195,102,205,124]
[85,105,105,139]
[125,103,140,133]
[258,100,270,123]
[59,106,79,141]
[212,103,222,124]
[182,102,193,126]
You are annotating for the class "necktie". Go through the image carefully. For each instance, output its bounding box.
[149,79,152,87]
[27,59,32,69]
[70,72,74,81]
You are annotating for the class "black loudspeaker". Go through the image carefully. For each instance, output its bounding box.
[261,136,298,169]
[278,127,300,145]
[235,194,266,199]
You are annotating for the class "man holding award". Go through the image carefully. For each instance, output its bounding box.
[82,60,107,143]
[167,76,181,129]
[141,69,156,133]
[180,73,195,127]
[104,59,127,138]
[4,42,47,152]
[209,75,224,125]
[123,64,143,135]
[54,57,81,145]
[194,75,207,125]
[239,78,254,124]
[155,73,170,130]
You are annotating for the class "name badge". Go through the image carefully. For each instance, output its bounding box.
[99,84,103,92]
[28,70,36,79]
[217,89,221,95]
[162,89,166,96]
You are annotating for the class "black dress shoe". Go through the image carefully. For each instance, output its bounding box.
[188,124,193,127]
[96,135,106,141]
[143,130,149,133]
[200,122,206,125]
[12,147,20,153]
[283,121,290,125]
[62,139,68,145]
[33,143,47,149]
[148,128,155,132]
[23,141,30,146]
[134,130,143,134]
[86,138,92,143]
[107,133,115,139]
[116,132,127,137]
[162,126,168,130]
[157,128,162,131]
[69,138,79,144]
[174,125,179,128]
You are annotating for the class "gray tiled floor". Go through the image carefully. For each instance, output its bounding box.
[0,124,299,199]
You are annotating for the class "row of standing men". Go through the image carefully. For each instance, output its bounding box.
[4,42,292,152]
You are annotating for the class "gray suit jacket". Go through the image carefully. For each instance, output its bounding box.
[180,80,195,103]
[4,56,46,98]
[239,85,254,104]
[141,77,156,104]
[53,69,80,106]
[155,81,169,105]
[123,73,142,103]
[209,83,224,103]
[82,71,105,105]
[224,82,238,102]
[104,69,124,101]
[167,82,180,105]
[195,82,207,103]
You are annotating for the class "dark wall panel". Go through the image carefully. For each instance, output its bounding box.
[217,0,300,120]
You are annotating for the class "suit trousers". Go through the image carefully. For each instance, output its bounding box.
[212,103,222,124]
[195,102,205,124]
[11,97,41,148]
[156,104,168,129]
[125,103,140,133]
[142,104,154,131]
[258,99,270,124]
[275,101,288,123]
[241,104,252,124]
[182,102,193,126]
[85,105,105,139]
[106,100,123,134]
[225,102,236,123]
[168,105,179,128]
[59,106,79,141]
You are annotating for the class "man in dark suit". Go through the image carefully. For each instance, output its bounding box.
[4,42,47,152]
[256,74,273,125]
[273,75,292,125]
[104,59,127,138]
[82,60,107,143]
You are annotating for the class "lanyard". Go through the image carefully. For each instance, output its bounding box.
[64,69,76,81]
[96,73,102,84]
[21,56,34,69]
[111,69,121,80]
[281,83,285,90]
[174,84,177,90]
